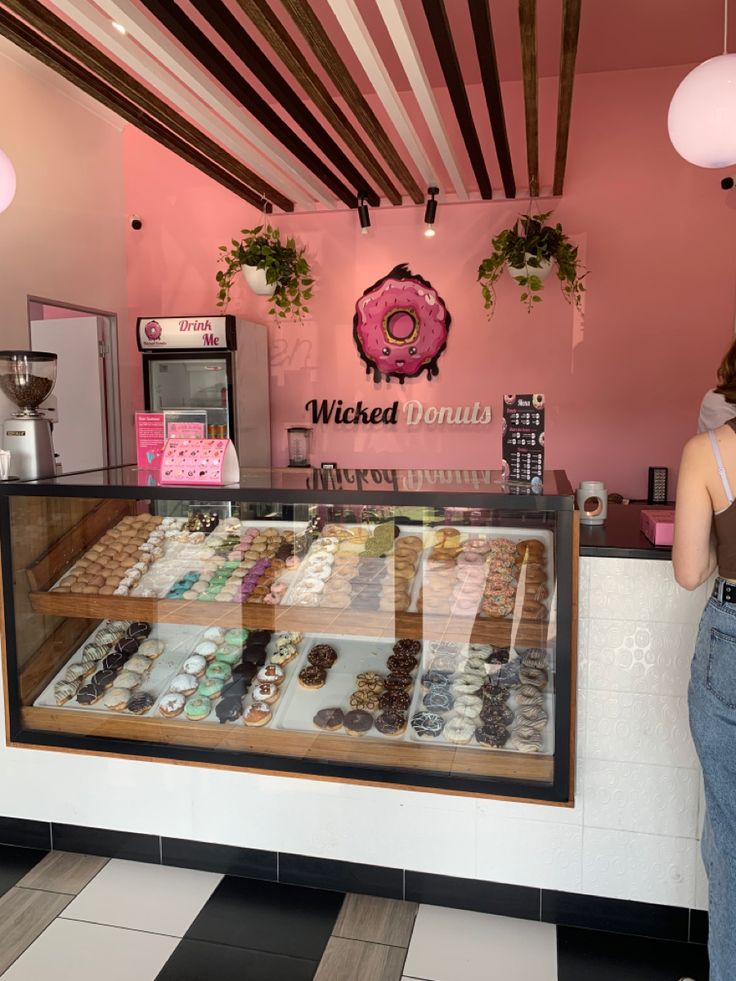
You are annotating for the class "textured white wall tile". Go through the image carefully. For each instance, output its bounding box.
[583,828,696,906]
[575,688,588,763]
[578,557,592,620]
[585,690,698,768]
[476,817,582,892]
[583,619,697,696]
[576,619,590,690]
[587,558,707,623]
[582,759,699,838]
[694,846,709,910]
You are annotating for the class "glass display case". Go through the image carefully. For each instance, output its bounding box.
[0,467,577,802]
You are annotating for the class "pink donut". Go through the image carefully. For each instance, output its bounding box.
[457,551,485,566]
[456,565,487,585]
[462,538,492,554]
[353,264,451,382]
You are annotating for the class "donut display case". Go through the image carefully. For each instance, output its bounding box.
[0,466,578,802]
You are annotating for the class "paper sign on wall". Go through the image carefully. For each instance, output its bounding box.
[159,438,240,485]
[501,394,545,483]
[135,412,165,469]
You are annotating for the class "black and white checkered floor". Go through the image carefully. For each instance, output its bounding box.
[0,844,709,980]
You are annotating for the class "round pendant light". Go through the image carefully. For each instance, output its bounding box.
[0,149,16,214]
[668,54,736,167]
[668,0,736,168]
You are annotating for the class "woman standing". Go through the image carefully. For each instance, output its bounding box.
[674,415,736,980]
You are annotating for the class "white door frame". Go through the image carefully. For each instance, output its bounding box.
[26,295,123,469]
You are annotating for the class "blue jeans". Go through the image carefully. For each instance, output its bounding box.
[689,592,736,980]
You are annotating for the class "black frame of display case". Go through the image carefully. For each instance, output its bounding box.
[0,467,576,803]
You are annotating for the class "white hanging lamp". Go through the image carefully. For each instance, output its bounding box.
[0,149,16,214]
[668,0,736,167]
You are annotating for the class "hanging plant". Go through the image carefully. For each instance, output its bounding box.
[216,224,313,321]
[477,212,587,317]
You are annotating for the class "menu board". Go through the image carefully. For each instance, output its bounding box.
[501,394,545,483]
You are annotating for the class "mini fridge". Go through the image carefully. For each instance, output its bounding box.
[137,315,271,468]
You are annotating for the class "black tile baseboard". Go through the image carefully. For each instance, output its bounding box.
[0,816,51,851]
[1,816,707,945]
[162,837,277,882]
[542,889,690,942]
[52,823,160,864]
[279,853,403,900]
[405,870,539,921]
[689,909,709,945]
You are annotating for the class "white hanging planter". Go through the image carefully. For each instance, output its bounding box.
[507,254,554,283]
[242,264,277,297]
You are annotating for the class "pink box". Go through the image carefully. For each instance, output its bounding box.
[640,508,675,546]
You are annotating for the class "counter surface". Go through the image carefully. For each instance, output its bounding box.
[579,503,672,560]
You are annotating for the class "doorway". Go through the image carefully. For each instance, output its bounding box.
[27,298,122,473]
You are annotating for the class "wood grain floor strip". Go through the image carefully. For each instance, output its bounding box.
[17,851,108,895]
[333,894,418,948]
[314,936,407,981]
[0,887,72,975]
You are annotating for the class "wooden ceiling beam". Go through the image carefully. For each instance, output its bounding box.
[468,0,515,199]
[0,8,273,210]
[326,0,437,194]
[374,0,467,200]
[2,0,293,211]
[237,0,403,206]
[91,0,331,206]
[140,0,359,208]
[553,0,582,196]
[421,0,493,199]
[519,0,540,197]
[280,0,424,205]
[189,0,381,206]
[53,0,307,208]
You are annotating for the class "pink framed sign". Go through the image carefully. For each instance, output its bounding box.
[159,438,240,486]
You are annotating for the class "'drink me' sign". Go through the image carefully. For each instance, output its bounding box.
[305,398,492,427]
[136,316,235,351]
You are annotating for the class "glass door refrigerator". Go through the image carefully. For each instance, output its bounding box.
[137,314,271,467]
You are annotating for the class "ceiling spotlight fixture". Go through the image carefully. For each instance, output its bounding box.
[424,186,439,237]
[111,20,127,35]
[668,0,736,167]
[357,194,370,235]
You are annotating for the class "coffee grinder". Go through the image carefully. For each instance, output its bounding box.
[0,351,57,480]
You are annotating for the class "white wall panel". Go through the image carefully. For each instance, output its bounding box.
[582,759,699,838]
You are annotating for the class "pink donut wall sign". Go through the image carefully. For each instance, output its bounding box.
[353,263,451,383]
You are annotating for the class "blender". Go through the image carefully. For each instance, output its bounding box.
[287,426,312,468]
[0,351,57,480]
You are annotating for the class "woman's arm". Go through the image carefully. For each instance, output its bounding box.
[673,435,717,590]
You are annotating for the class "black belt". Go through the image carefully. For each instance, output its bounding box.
[713,579,736,603]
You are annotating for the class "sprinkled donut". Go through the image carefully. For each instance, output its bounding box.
[353,264,451,382]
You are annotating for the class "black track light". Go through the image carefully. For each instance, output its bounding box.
[423,186,439,237]
[357,195,371,234]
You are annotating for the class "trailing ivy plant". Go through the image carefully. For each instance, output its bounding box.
[477,212,586,317]
[216,224,313,321]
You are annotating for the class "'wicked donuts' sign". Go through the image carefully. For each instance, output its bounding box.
[353,264,450,383]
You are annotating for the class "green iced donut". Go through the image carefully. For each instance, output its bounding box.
[197,678,224,699]
[225,628,249,645]
[215,644,242,665]
[184,696,211,720]
[206,662,232,682]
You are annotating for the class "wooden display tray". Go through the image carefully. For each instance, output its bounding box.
[28,591,551,647]
[19,705,553,784]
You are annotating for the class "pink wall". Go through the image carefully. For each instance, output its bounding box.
[124,64,736,498]
[0,39,131,452]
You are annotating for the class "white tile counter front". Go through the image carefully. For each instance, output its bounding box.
[0,557,707,910]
